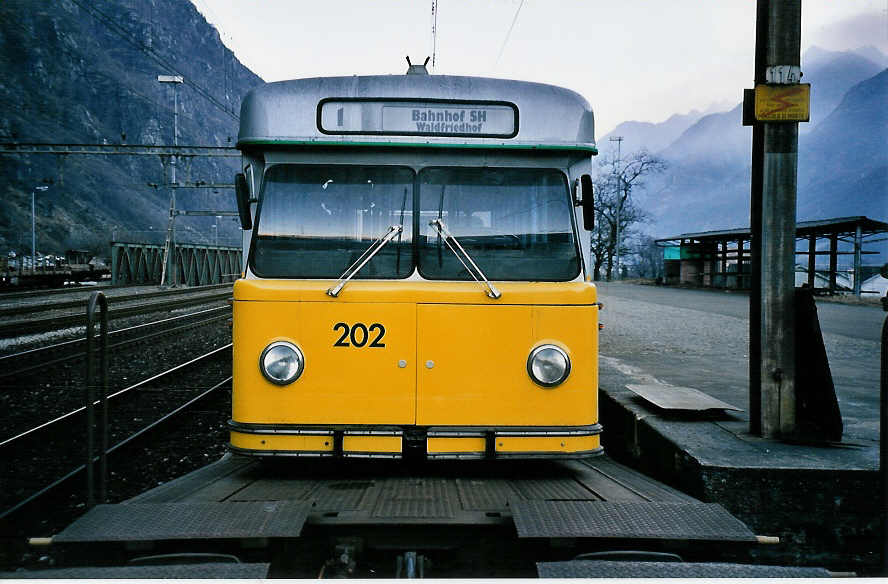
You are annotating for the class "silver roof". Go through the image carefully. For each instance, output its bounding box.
[237,75,596,152]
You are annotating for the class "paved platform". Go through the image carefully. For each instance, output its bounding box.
[595,281,883,573]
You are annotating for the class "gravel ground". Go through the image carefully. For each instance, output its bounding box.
[595,281,881,446]
[0,383,232,570]
[0,297,235,560]
[0,312,231,442]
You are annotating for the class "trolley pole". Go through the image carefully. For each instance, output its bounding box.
[748,0,806,438]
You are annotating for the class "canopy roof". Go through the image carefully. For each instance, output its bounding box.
[656,216,888,245]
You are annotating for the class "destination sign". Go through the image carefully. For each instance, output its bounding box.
[319,100,517,137]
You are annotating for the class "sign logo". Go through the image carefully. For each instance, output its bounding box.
[754,84,810,122]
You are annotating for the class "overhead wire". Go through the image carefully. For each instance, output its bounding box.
[68,0,239,121]
[494,0,525,68]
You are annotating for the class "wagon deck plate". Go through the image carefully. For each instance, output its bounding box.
[537,560,830,578]
[53,501,310,542]
[512,500,756,541]
[0,563,271,579]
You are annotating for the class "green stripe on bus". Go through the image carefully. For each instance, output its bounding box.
[237,139,598,154]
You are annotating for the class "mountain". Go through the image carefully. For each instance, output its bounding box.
[851,46,888,68]
[798,68,888,221]
[0,0,264,256]
[599,109,707,154]
[616,49,887,246]
[801,46,884,129]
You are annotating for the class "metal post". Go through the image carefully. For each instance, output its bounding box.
[807,234,816,288]
[31,190,35,275]
[30,185,48,275]
[171,85,178,288]
[880,299,887,575]
[85,302,95,509]
[85,292,109,508]
[722,240,729,288]
[158,75,183,288]
[853,225,862,296]
[98,296,109,504]
[759,0,801,438]
[829,233,838,294]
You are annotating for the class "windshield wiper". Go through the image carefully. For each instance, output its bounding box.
[327,225,403,297]
[429,218,502,299]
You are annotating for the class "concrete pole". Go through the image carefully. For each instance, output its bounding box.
[759,0,801,438]
[748,0,769,435]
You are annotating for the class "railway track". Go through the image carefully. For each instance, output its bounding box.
[0,283,231,316]
[0,345,233,527]
[0,284,232,338]
[0,306,230,379]
[0,284,117,301]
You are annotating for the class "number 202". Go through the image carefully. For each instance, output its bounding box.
[333,322,386,348]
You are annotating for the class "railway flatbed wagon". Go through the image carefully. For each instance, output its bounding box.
[16,454,825,579]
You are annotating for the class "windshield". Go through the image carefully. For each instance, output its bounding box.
[252,165,414,278]
[418,167,579,281]
[250,165,580,282]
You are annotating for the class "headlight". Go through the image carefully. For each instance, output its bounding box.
[527,344,570,387]
[259,341,304,385]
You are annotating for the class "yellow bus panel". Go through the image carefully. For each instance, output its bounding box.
[427,437,486,455]
[416,304,597,426]
[342,435,403,454]
[230,431,333,453]
[233,298,416,425]
[495,434,600,455]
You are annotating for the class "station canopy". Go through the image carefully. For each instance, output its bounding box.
[655,216,888,246]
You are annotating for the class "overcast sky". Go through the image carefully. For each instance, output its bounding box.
[191,1,887,136]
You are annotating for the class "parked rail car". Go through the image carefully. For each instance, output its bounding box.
[230,66,600,460]
[0,250,109,288]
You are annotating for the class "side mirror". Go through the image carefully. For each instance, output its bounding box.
[235,173,252,230]
[580,174,594,231]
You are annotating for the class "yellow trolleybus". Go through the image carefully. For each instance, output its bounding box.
[230,66,600,460]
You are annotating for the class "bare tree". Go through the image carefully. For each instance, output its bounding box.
[590,149,666,280]
[632,234,665,279]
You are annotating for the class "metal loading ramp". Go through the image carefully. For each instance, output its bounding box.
[537,560,832,578]
[512,500,756,541]
[0,563,271,579]
[53,501,311,542]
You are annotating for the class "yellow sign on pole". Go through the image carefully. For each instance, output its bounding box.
[754,84,810,122]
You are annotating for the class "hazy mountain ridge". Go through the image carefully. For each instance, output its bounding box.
[0,0,264,254]
[600,46,887,243]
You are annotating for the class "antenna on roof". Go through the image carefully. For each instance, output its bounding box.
[405,56,431,75]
